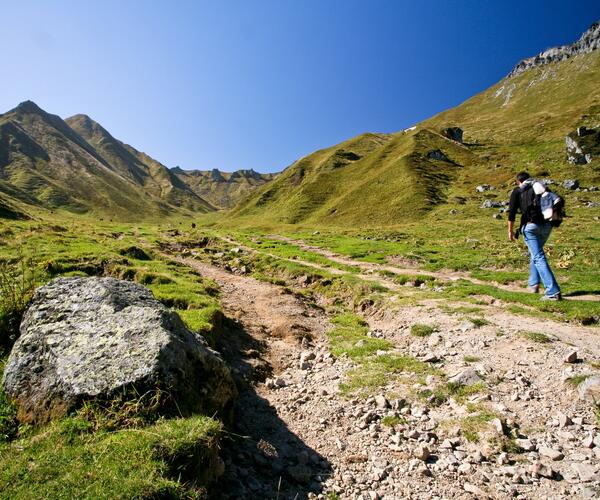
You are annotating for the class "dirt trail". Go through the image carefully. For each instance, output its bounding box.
[161,249,600,499]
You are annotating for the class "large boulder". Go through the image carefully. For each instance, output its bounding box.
[2,277,236,423]
[441,127,463,143]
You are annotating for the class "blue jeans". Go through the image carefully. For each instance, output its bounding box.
[523,222,561,297]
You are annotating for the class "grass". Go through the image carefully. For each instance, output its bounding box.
[565,374,591,387]
[518,330,553,344]
[463,355,481,363]
[382,415,406,427]
[410,324,436,337]
[328,313,392,360]
[419,381,486,406]
[0,414,222,499]
[468,317,490,328]
[0,359,18,442]
[459,408,500,443]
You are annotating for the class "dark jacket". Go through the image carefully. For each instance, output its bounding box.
[508,181,544,229]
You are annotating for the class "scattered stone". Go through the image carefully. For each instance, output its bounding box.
[426,149,450,162]
[413,444,431,461]
[464,482,489,498]
[539,446,564,461]
[558,412,572,428]
[441,127,463,143]
[572,463,597,483]
[480,200,504,209]
[564,351,579,363]
[529,463,555,479]
[516,439,536,452]
[448,368,482,386]
[375,395,390,409]
[563,179,580,190]
[476,184,494,192]
[491,418,506,435]
[578,376,600,404]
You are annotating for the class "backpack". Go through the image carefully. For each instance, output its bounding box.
[544,189,566,227]
[520,182,565,228]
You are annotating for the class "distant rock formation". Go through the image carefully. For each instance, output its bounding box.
[441,127,463,144]
[2,277,236,424]
[565,126,600,164]
[509,21,600,78]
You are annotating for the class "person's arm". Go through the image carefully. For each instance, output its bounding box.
[507,189,519,242]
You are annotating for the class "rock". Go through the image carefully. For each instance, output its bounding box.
[448,368,482,386]
[564,351,578,363]
[515,439,536,452]
[582,433,595,448]
[441,127,463,143]
[558,412,572,428]
[491,418,506,435]
[413,444,431,461]
[497,452,509,465]
[572,463,597,483]
[464,482,488,498]
[538,446,564,461]
[578,376,600,404]
[492,213,503,220]
[426,149,450,162]
[563,179,580,190]
[476,184,494,192]
[374,395,390,409]
[118,245,151,260]
[480,200,504,209]
[529,463,555,479]
[1,277,236,423]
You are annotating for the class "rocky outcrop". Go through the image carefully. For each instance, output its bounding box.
[509,21,600,78]
[2,277,236,423]
[426,149,450,162]
[441,127,463,144]
[566,127,600,164]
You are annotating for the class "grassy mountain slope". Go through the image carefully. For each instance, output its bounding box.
[172,168,275,209]
[0,102,215,219]
[227,47,600,228]
[66,114,215,212]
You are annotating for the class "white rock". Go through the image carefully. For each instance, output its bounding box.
[538,446,564,461]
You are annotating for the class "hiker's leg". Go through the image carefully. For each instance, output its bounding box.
[523,223,560,297]
[538,223,560,296]
[523,225,541,288]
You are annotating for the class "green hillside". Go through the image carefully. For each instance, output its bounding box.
[0,103,215,219]
[227,48,600,228]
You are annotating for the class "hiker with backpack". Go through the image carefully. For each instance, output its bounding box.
[507,171,564,301]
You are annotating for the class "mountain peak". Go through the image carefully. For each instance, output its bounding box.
[508,20,600,78]
[13,100,45,115]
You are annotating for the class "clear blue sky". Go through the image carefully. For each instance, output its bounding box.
[2,1,598,173]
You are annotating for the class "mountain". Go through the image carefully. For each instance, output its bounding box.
[171,167,276,209]
[227,21,600,227]
[0,102,215,219]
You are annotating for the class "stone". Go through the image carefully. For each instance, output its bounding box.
[538,446,564,461]
[558,412,572,428]
[448,368,482,386]
[413,444,431,461]
[582,434,595,448]
[515,439,536,452]
[441,127,463,143]
[572,463,597,483]
[375,395,390,409]
[1,277,236,423]
[492,213,503,220]
[564,351,578,363]
[476,184,494,192]
[426,149,450,162]
[464,482,488,497]
[578,376,600,404]
[529,463,555,479]
[480,199,504,209]
[491,418,506,435]
[563,179,580,190]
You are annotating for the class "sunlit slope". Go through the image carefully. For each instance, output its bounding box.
[228,129,479,226]
[424,50,600,146]
[226,49,599,228]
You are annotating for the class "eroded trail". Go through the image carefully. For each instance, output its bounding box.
[163,251,600,499]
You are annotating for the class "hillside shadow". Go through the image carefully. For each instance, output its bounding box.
[209,317,331,500]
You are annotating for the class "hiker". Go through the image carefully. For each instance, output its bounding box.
[507,171,562,300]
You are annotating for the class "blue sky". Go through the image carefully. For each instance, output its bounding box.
[2,1,599,173]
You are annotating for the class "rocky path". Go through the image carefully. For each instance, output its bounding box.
[166,251,600,499]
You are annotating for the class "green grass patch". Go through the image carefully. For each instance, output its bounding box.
[463,355,481,363]
[382,415,406,427]
[328,313,392,360]
[468,317,490,328]
[410,324,436,337]
[419,381,486,406]
[0,414,222,499]
[518,330,553,344]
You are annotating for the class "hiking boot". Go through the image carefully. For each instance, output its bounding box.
[528,284,540,294]
[540,293,562,301]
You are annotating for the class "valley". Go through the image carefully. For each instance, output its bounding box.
[0,19,599,500]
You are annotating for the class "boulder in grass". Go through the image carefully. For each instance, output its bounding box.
[2,277,236,424]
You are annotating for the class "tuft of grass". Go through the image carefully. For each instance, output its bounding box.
[382,415,406,427]
[410,324,436,337]
[517,330,553,344]
[0,359,18,442]
[463,355,481,363]
[460,408,500,443]
[419,381,486,406]
[328,313,392,360]
[565,374,591,387]
[468,317,490,328]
